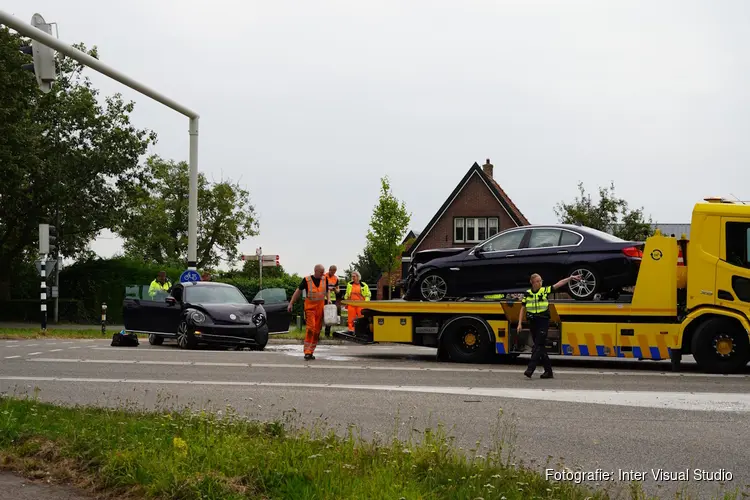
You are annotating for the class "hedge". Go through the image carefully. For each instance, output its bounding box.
[4,257,312,324]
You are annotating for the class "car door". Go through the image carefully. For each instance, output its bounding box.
[513,228,567,286]
[136,284,174,334]
[461,228,529,294]
[159,285,184,334]
[253,288,291,333]
[122,285,146,332]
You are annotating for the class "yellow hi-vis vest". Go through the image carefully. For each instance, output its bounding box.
[522,285,551,314]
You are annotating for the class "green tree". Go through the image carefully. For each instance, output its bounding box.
[365,176,411,299]
[0,28,156,300]
[242,259,288,280]
[116,156,259,269]
[345,244,381,284]
[554,182,655,241]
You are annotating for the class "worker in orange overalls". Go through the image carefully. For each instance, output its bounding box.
[288,264,329,360]
[344,271,371,332]
[324,265,340,338]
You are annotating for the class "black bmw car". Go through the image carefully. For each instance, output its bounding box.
[403,224,644,301]
[123,281,291,349]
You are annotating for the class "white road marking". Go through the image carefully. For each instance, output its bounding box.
[26,344,39,347]
[48,349,62,352]
[23,358,750,379]
[4,355,20,359]
[0,375,747,412]
[68,347,81,350]
[27,352,42,356]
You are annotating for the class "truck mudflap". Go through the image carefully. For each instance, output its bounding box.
[333,317,375,345]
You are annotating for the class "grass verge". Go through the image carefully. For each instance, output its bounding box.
[0,395,742,500]
[0,394,675,500]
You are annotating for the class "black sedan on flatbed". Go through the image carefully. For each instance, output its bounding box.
[403,224,644,301]
[123,281,291,349]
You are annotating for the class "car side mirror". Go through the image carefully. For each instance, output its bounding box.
[474,246,484,257]
[252,298,265,306]
[166,297,177,306]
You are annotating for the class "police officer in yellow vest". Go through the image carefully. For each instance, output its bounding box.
[517,273,580,379]
[148,271,172,298]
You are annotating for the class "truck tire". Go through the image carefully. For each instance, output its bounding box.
[148,334,164,346]
[441,317,494,363]
[691,317,750,374]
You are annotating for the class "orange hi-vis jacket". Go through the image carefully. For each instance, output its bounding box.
[304,275,327,311]
[326,274,339,301]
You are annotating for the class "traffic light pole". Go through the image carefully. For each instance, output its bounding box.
[40,257,47,332]
[0,9,201,270]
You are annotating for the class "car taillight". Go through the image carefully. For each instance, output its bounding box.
[622,246,643,258]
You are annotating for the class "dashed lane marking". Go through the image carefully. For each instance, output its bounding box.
[0,376,748,412]
[22,358,750,379]
[4,356,20,359]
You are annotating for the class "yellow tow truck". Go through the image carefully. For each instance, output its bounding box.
[338,197,750,374]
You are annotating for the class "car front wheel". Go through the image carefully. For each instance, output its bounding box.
[177,320,198,349]
[419,273,449,301]
[567,266,599,300]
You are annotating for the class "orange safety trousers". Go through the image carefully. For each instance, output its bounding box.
[347,288,365,331]
[303,300,324,355]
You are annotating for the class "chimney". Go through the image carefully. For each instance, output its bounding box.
[482,158,493,178]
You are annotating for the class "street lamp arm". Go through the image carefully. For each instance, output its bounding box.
[0,9,198,119]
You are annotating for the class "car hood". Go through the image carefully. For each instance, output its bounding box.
[412,247,471,265]
[190,303,260,321]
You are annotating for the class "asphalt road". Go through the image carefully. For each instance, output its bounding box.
[1,338,749,499]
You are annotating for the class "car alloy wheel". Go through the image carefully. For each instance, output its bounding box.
[420,274,448,301]
[177,321,192,349]
[568,268,597,299]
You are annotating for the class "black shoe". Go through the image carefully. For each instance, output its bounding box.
[540,372,553,379]
[524,370,533,378]
[304,354,315,361]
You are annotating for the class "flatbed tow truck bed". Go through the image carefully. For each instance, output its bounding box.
[338,201,750,375]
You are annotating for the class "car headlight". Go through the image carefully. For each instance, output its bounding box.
[190,310,206,324]
[252,312,266,327]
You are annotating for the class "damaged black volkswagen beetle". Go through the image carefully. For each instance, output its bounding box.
[123,281,273,350]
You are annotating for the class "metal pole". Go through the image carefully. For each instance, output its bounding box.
[187,117,199,269]
[40,257,47,332]
[0,9,200,270]
[259,252,263,290]
[101,303,107,335]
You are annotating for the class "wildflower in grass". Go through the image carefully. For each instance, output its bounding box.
[172,436,188,457]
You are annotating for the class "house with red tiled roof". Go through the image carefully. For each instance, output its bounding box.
[375,159,529,299]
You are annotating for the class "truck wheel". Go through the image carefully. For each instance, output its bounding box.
[442,317,493,363]
[691,317,750,374]
[567,265,599,301]
[177,320,198,349]
[148,334,164,346]
[419,273,449,301]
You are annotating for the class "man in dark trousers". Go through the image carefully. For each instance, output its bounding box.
[516,273,580,379]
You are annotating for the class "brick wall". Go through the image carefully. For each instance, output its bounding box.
[414,172,519,252]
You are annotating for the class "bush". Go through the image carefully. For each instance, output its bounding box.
[0,299,87,323]
[58,257,184,323]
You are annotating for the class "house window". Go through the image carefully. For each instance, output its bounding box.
[454,217,500,243]
[488,218,498,237]
[454,218,464,243]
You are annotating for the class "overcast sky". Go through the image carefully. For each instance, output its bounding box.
[5,0,749,276]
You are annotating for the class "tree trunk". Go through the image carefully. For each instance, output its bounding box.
[386,271,392,300]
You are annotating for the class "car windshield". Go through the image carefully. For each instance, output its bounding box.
[184,285,248,304]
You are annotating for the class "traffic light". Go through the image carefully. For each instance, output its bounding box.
[48,225,57,256]
[18,14,57,93]
[39,223,57,255]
